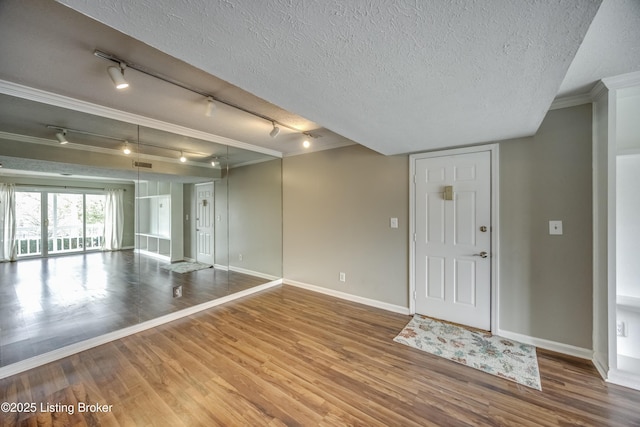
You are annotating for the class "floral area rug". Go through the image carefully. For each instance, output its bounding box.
[394,315,542,390]
[162,261,212,274]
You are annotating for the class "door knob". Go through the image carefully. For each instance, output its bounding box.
[474,251,488,258]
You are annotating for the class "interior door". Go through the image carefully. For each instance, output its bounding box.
[414,151,491,330]
[195,182,215,265]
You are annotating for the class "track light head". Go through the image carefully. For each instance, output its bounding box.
[269,123,280,138]
[123,141,131,155]
[205,96,216,117]
[180,152,187,163]
[107,63,129,89]
[56,130,68,144]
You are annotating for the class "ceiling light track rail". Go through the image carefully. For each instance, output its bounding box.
[93,49,304,134]
[46,124,211,159]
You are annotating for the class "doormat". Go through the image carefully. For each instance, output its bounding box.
[162,261,212,274]
[394,315,542,390]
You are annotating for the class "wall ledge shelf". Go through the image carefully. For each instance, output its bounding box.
[617,295,640,313]
[135,232,171,239]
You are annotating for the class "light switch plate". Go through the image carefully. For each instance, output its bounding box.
[549,220,563,235]
[390,217,398,228]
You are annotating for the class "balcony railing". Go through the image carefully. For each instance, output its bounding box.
[16,224,104,257]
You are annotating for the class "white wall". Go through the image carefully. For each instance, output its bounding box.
[617,87,640,152]
[617,155,640,298]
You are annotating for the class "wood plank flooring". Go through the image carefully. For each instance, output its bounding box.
[0,251,267,366]
[1,285,639,426]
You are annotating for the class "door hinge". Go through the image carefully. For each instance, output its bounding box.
[413,290,417,300]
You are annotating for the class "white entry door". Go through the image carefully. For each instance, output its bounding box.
[195,182,214,266]
[414,150,491,330]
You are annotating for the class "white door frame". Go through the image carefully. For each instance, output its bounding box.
[409,144,500,334]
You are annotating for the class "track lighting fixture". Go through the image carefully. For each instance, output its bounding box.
[94,50,317,140]
[204,96,216,117]
[269,122,280,138]
[56,130,68,144]
[107,63,129,89]
[302,133,313,149]
[46,124,213,163]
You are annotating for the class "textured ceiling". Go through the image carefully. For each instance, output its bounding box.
[57,0,601,155]
[1,0,639,161]
[557,0,640,97]
[0,0,355,158]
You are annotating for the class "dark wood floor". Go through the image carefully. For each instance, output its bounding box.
[0,250,268,367]
[1,285,639,426]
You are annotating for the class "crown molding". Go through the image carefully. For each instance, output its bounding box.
[0,79,283,158]
[601,71,640,91]
[549,93,593,110]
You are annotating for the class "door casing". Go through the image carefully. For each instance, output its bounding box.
[195,182,215,265]
[409,144,500,334]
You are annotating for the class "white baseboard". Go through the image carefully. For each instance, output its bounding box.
[214,263,229,271]
[592,350,609,380]
[496,328,593,360]
[229,265,279,281]
[0,279,282,380]
[284,279,410,315]
[608,366,640,391]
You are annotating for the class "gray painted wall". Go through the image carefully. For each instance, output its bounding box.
[283,104,593,349]
[498,104,593,349]
[283,145,409,307]
[229,159,282,277]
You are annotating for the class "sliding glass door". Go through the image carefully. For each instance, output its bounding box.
[16,190,105,258]
[47,192,84,254]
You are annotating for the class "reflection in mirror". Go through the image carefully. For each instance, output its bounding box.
[0,93,282,369]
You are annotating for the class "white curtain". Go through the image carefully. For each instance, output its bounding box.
[103,189,124,251]
[0,183,17,262]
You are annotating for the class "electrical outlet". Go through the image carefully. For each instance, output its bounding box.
[339,272,346,282]
[617,321,626,337]
[173,285,183,298]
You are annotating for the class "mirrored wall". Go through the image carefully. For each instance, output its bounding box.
[0,93,282,368]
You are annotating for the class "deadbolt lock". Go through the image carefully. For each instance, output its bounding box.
[480,226,487,232]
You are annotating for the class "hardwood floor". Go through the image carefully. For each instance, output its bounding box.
[1,285,638,426]
[0,251,268,367]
